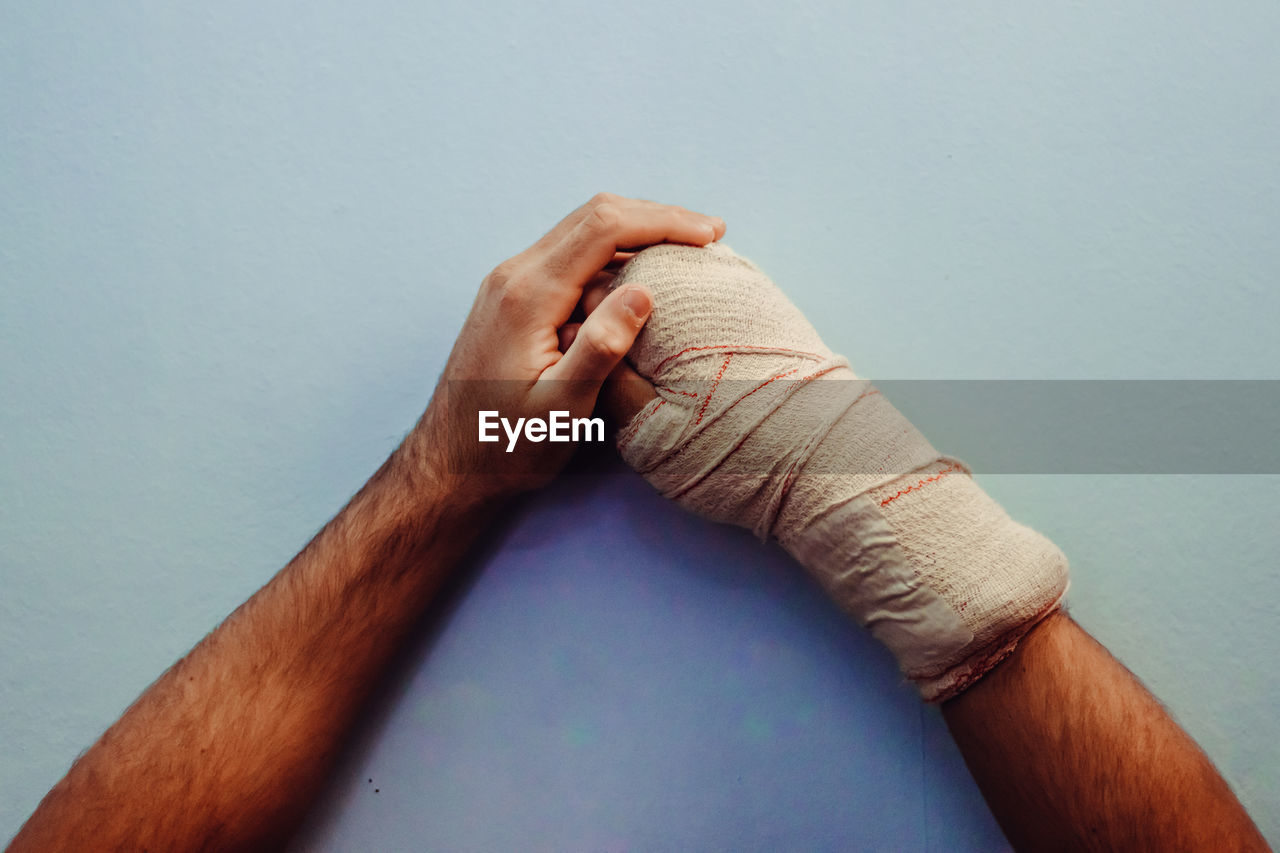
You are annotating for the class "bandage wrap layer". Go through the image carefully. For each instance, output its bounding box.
[613,242,1069,701]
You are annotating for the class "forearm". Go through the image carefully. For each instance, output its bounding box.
[8,192,718,852]
[599,243,1270,849]
[942,610,1270,852]
[10,425,496,851]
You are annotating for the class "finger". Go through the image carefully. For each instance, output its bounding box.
[544,285,652,385]
[526,194,676,257]
[523,194,611,255]
[606,251,637,270]
[541,200,723,294]
[599,359,658,426]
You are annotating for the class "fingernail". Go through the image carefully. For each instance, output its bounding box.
[622,287,652,321]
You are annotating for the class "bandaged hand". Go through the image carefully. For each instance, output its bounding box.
[604,243,1069,701]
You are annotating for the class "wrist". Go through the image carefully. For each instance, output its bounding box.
[395,409,513,522]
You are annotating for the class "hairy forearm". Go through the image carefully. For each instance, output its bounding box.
[10,193,714,852]
[943,611,1270,852]
[10,426,496,851]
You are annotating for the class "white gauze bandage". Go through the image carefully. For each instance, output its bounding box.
[612,242,1069,701]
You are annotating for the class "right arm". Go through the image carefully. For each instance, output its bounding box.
[592,247,1270,851]
[942,609,1270,851]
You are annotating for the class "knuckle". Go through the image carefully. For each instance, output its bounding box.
[580,324,629,362]
[590,191,619,206]
[496,274,534,308]
[485,259,520,289]
[587,202,620,233]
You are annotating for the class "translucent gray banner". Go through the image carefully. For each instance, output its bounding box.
[444,380,1280,474]
[871,380,1280,474]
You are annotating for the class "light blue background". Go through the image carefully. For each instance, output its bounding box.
[3,2,1277,848]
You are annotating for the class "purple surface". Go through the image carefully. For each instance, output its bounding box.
[290,448,1009,851]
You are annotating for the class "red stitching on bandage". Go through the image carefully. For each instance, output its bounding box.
[744,366,803,398]
[620,398,666,446]
[661,363,801,467]
[878,462,964,507]
[701,365,805,467]
[652,344,823,375]
[694,354,733,426]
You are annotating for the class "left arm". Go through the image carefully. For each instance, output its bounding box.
[8,193,725,852]
[10,433,493,851]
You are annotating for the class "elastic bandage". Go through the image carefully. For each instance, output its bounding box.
[612,242,1069,701]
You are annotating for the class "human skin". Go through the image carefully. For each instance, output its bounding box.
[593,318,1271,851]
[7,193,726,852]
[12,197,1269,851]
[944,609,1270,851]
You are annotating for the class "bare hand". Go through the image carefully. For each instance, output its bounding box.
[569,282,662,430]
[414,193,724,502]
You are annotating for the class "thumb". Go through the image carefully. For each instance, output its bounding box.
[545,285,652,385]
